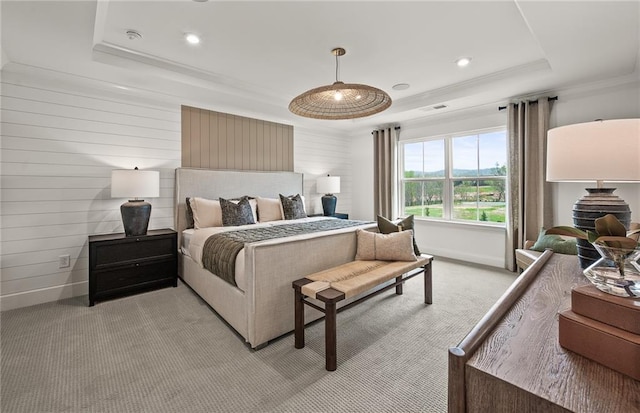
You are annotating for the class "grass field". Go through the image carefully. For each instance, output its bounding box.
[405,202,505,223]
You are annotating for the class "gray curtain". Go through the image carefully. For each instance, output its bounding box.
[505,99,554,271]
[373,127,399,219]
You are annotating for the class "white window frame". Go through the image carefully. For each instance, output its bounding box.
[399,126,507,226]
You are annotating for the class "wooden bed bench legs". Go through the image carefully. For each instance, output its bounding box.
[293,258,433,371]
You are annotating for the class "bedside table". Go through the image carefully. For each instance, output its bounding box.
[88,228,177,306]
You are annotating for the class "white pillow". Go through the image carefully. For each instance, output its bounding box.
[190,197,223,229]
[257,197,283,222]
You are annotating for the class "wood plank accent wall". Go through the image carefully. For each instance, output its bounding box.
[181,105,294,171]
[0,74,181,310]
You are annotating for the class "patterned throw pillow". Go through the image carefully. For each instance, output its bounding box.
[185,197,195,229]
[377,215,421,256]
[219,196,256,226]
[279,194,307,220]
[355,229,417,262]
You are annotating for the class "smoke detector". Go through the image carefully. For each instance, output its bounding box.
[125,30,142,40]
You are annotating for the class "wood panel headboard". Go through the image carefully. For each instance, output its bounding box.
[174,168,303,241]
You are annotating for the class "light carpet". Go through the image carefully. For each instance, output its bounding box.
[1,258,515,413]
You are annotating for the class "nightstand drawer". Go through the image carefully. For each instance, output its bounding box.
[88,229,178,306]
[96,260,175,291]
[92,237,174,268]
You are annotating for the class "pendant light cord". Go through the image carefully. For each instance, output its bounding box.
[335,52,340,82]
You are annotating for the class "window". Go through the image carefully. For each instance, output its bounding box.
[400,128,507,225]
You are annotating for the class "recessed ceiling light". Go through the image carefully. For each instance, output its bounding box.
[456,57,471,67]
[392,83,410,91]
[185,33,200,44]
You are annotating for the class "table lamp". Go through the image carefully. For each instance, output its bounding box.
[317,175,340,216]
[111,167,160,236]
[546,118,640,268]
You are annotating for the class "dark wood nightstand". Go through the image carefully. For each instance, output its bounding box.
[88,228,177,306]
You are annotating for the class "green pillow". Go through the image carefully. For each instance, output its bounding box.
[377,215,421,256]
[531,229,577,255]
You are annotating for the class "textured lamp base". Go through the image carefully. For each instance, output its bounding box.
[321,195,337,216]
[121,200,151,237]
[573,188,631,269]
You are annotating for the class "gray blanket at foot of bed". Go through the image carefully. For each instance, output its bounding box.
[202,219,371,286]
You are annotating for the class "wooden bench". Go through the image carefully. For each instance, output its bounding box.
[292,254,434,371]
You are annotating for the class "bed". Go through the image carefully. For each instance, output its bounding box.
[174,168,376,349]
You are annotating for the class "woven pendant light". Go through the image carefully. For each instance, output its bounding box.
[289,48,392,120]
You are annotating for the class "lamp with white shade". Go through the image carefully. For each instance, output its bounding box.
[111,167,160,236]
[317,175,341,216]
[546,118,640,268]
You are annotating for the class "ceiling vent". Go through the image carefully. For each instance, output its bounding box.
[420,104,448,112]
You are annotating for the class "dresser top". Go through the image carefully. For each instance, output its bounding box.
[467,254,640,412]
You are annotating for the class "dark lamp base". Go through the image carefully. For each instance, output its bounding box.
[573,188,631,269]
[121,200,151,237]
[321,194,337,216]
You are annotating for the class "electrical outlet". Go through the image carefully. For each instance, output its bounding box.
[59,255,70,268]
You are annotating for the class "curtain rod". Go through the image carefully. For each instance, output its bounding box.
[371,126,401,135]
[498,96,558,111]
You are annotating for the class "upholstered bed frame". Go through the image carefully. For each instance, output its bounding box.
[174,168,373,348]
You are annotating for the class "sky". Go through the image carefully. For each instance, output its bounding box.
[403,130,507,174]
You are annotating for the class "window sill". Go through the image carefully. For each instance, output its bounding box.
[414,217,506,232]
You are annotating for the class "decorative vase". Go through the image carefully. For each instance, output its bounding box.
[583,244,640,298]
[572,188,631,269]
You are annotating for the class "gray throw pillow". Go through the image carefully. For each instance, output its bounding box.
[219,196,256,226]
[377,215,421,256]
[279,194,307,220]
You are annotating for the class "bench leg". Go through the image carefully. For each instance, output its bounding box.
[325,301,337,371]
[424,263,433,304]
[294,287,305,349]
[395,276,403,295]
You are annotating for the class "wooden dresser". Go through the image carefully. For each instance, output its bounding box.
[448,251,640,413]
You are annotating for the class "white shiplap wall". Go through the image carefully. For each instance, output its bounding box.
[294,128,353,217]
[0,78,181,310]
[0,73,354,310]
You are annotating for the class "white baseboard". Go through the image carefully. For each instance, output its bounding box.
[0,281,88,311]
[425,246,505,269]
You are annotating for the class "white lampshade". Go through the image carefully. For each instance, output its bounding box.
[547,119,640,183]
[111,168,160,199]
[317,176,340,194]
